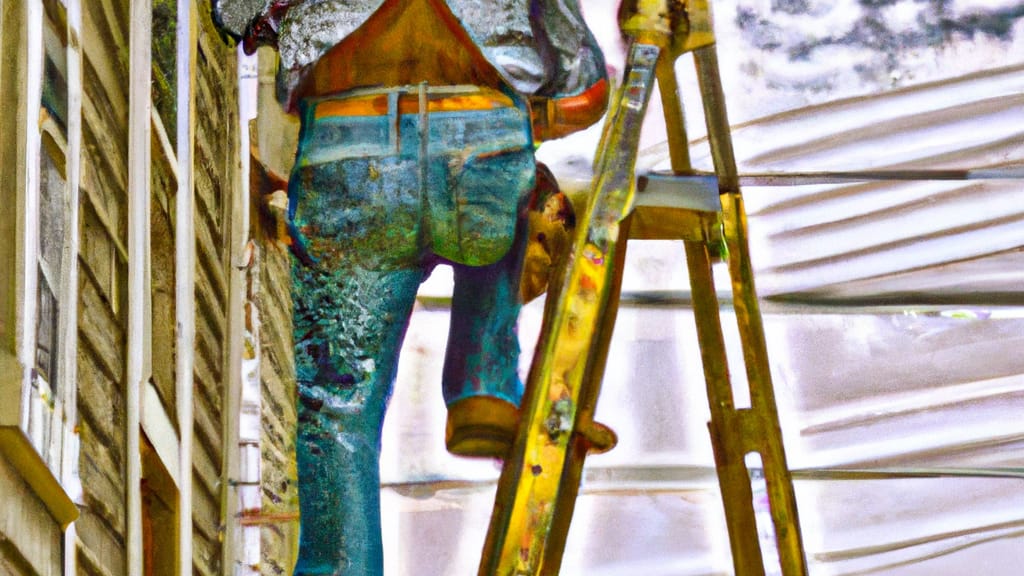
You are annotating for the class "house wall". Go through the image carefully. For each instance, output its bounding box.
[255,201,299,575]
[252,48,301,574]
[2,0,301,572]
[73,0,243,574]
[190,10,242,572]
[0,456,62,576]
[76,0,131,572]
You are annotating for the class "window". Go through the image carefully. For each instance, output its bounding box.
[19,0,74,476]
[0,0,81,529]
[36,0,70,401]
[27,134,68,469]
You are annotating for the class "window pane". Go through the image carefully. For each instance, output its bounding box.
[41,0,67,135]
[35,267,58,385]
[36,147,66,387]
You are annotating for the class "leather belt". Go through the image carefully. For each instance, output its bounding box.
[312,86,515,119]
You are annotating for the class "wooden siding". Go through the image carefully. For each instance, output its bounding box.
[77,0,131,571]
[72,0,241,573]
[2,0,246,570]
[257,240,299,574]
[189,6,241,574]
[0,454,62,576]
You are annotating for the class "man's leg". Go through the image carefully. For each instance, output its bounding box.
[289,107,425,574]
[442,216,528,458]
[292,259,422,575]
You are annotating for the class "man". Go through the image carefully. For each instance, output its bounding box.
[213,0,607,573]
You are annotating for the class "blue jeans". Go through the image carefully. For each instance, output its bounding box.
[289,87,534,575]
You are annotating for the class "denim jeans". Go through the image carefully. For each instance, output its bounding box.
[289,86,534,575]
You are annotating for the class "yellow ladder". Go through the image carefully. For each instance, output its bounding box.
[478,1,809,575]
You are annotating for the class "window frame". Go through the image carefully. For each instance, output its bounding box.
[0,0,81,530]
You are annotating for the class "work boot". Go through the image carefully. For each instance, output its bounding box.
[445,396,520,459]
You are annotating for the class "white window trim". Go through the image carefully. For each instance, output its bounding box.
[127,1,199,573]
[126,0,153,572]
[231,50,261,576]
[174,1,197,574]
[0,0,81,534]
[19,0,45,438]
[61,0,84,505]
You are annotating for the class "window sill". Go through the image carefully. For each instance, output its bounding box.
[0,426,79,530]
[0,349,77,528]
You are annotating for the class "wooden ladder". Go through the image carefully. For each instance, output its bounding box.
[478,1,809,574]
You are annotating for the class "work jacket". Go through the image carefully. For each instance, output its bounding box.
[213,0,607,131]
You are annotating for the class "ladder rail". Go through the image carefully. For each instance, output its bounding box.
[695,41,809,575]
[478,41,661,576]
[478,2,810,574]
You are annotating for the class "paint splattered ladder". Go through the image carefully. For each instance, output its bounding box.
[478,1,809,575]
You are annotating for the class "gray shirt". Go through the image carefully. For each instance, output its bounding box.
[213,0,606,109]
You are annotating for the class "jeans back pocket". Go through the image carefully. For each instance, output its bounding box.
[430,144,535,266]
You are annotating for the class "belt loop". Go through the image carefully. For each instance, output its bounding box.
[418,81,428,137]
[418,81,429,174]
[388,91,400,154]
[418,82,430,233]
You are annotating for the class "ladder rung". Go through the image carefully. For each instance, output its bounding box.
[636,172,721,212]
[631,173,723,242]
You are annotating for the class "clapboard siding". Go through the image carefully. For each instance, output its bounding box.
[76,0,131,572]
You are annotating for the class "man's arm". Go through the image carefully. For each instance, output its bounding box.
[529,0,609,140]
[212,0,293,53]
[212,0,268,40]
[531,0,606,97]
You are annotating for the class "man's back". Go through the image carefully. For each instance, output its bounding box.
[297,0,509,99]
[214,0,606,120]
